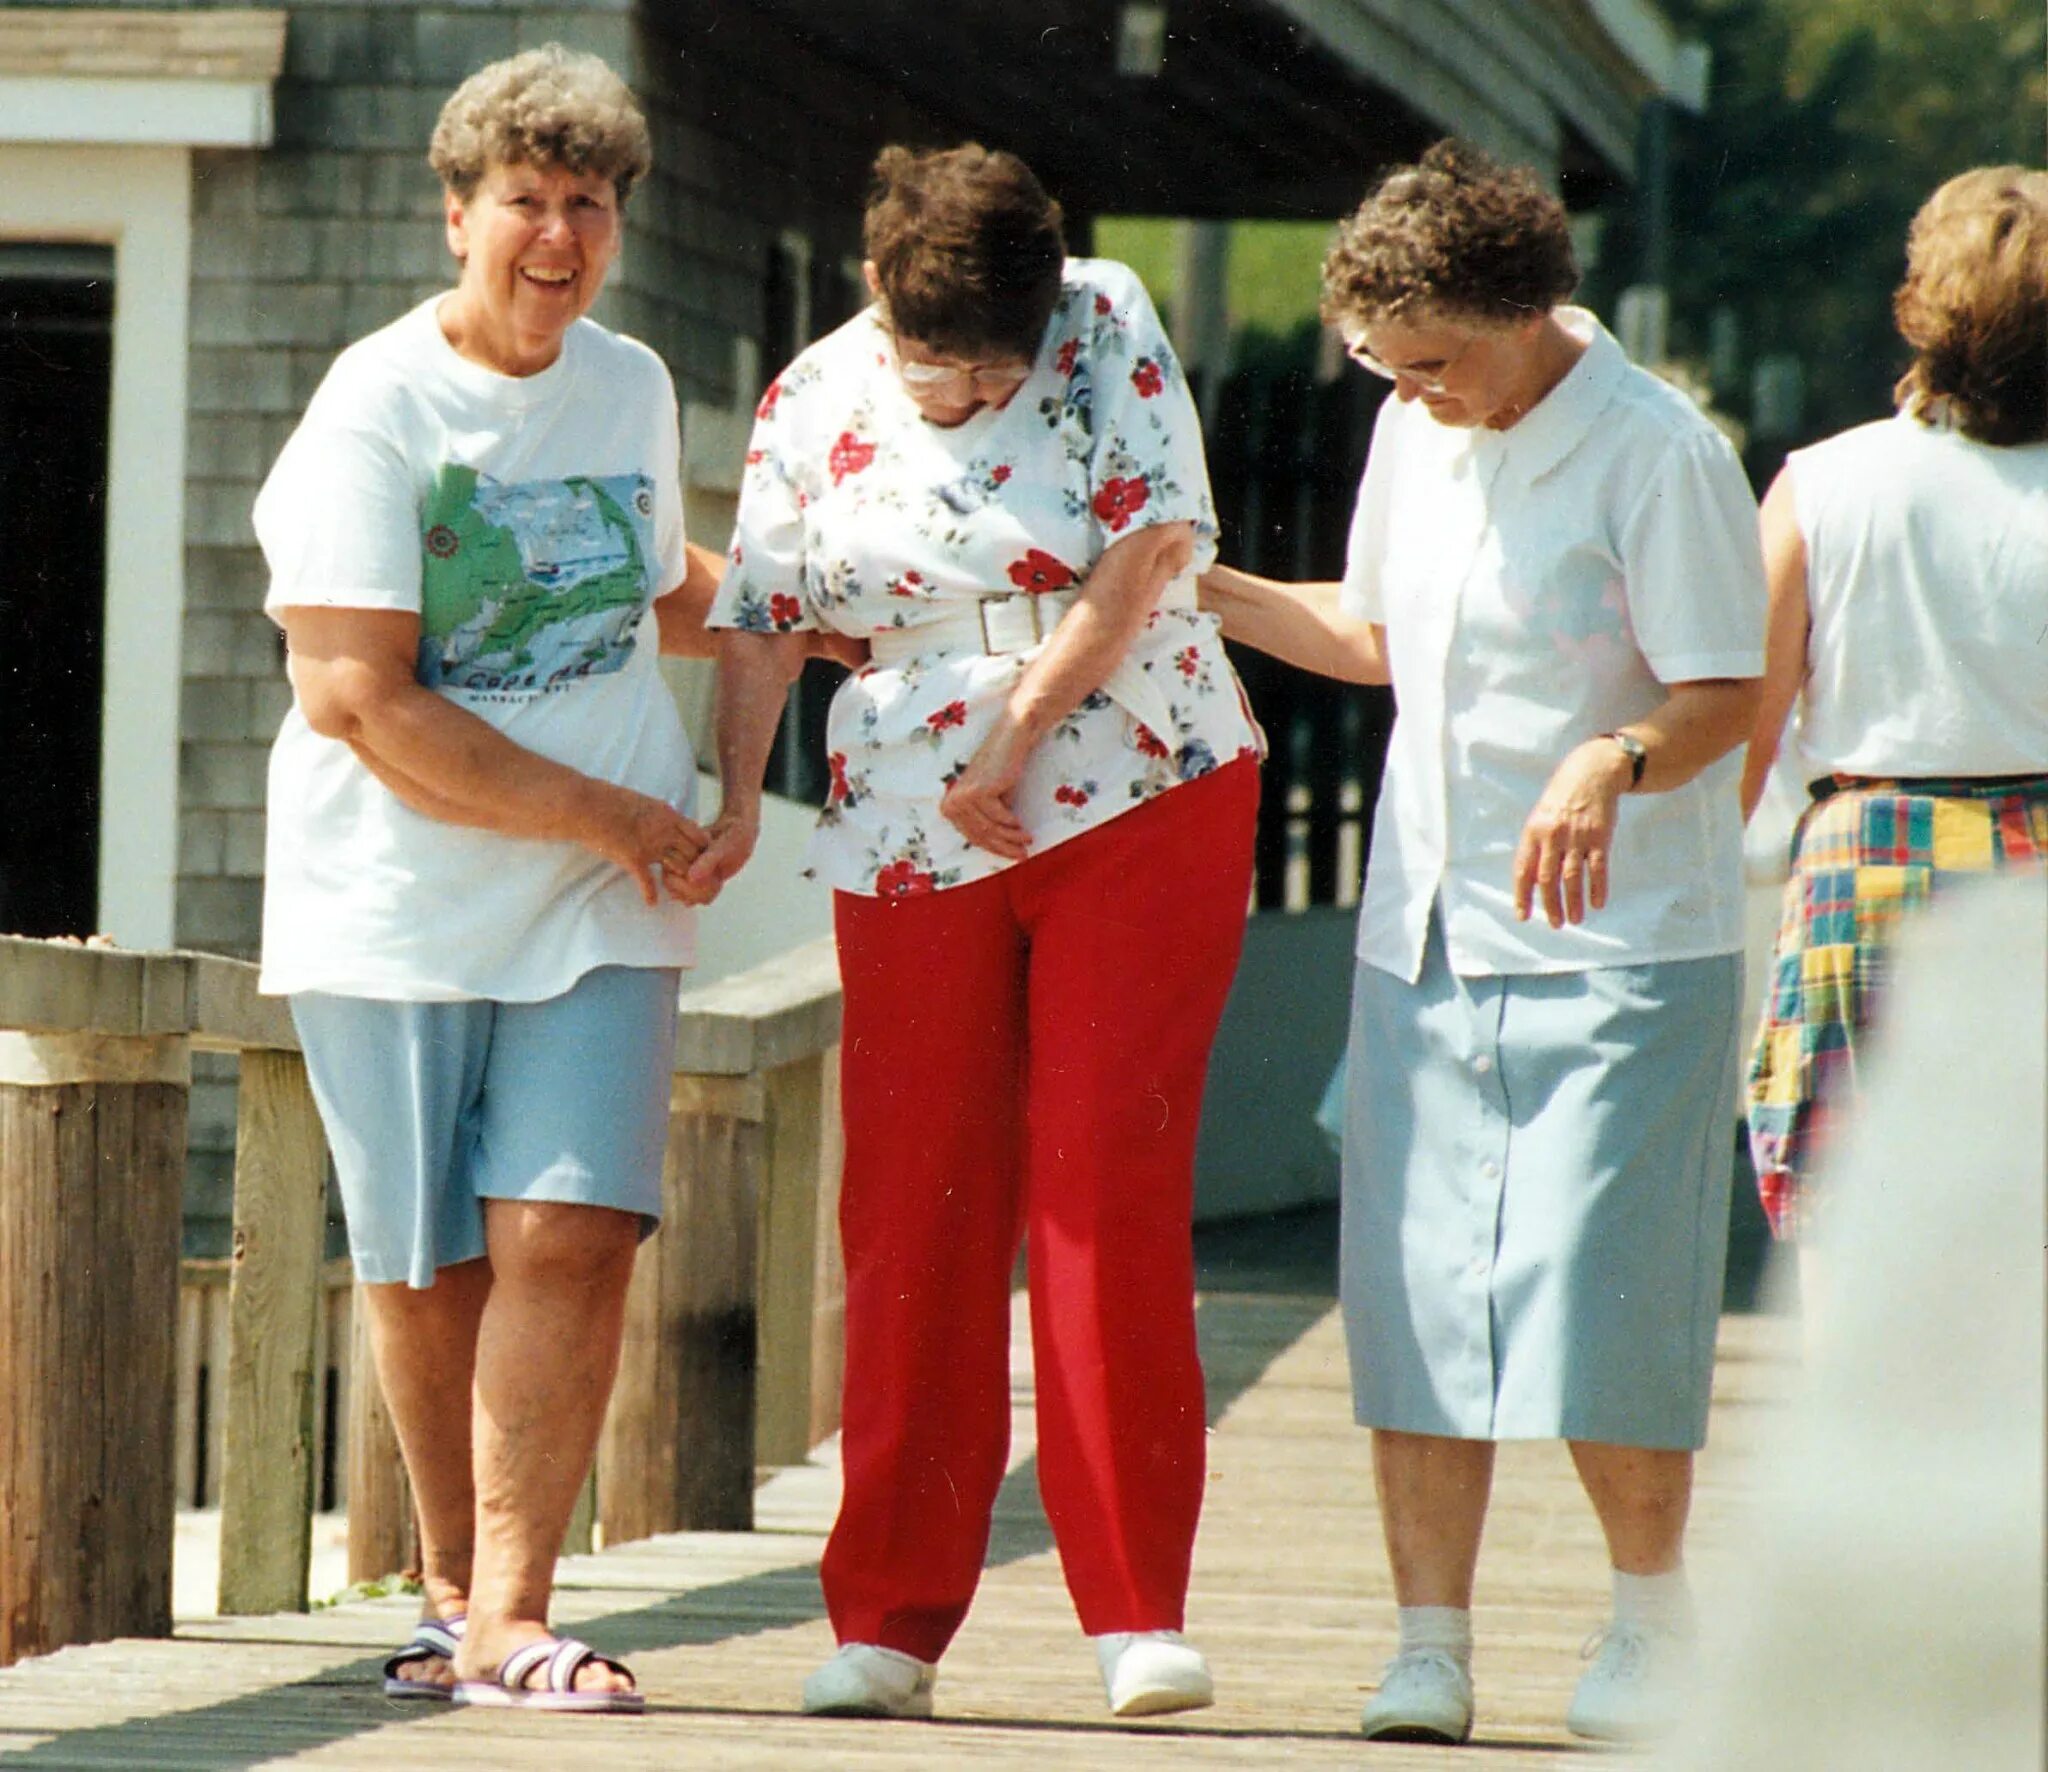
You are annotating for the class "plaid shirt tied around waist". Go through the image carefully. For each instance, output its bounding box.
[1745,772,2048,1236]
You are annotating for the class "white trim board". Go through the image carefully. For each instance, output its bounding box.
[0,74,273,146]
[1,143,192,950]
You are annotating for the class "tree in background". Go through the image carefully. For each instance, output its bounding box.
[1650,0,2045,469]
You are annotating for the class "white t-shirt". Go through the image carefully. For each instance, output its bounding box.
[1789,412,2048,778]
[255,299,697,1001]
[1341,309,1766,981]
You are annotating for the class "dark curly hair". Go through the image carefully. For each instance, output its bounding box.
[428,44,651,204]
[1893,166,2048,446]
[863,143,1067,361]
[1321,139,1578,330]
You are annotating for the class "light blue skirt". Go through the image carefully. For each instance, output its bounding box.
[1341,917,1739,1450]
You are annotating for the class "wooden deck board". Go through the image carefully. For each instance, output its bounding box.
[0,1296,1796,1769]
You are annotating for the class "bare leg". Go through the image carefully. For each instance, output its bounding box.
[358,1258,492,1689]
[1567,1442,1693,1574]
[1372,1430,1496,1608]
[453,1199,640,1695]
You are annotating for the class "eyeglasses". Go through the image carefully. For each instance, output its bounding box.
[892,342,1034,394]
[1343,332,1474,395]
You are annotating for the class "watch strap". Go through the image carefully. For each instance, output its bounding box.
[1602,729,1648,789]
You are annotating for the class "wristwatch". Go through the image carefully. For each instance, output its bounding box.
[1602,729,1648,789]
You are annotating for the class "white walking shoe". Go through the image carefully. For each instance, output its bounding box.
[1094,1630,1215,1717]
[1359,1647,1475,1744]
[1565,1622,1692,1743]
[800,1643,937,1718]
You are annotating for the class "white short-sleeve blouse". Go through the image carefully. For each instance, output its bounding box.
[1340,309,1766,980]
[708,258,1262,898]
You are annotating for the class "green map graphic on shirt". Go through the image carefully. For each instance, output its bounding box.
[417,463,656,695]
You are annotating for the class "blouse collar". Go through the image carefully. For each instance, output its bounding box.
[1483,306,1629,486]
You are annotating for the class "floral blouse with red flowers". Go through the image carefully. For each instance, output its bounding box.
[708,258,1262,898]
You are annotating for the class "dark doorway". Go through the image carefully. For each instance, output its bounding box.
[0,245,112,937]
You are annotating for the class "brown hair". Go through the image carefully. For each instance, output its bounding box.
[862,144,1066,360]
[428,44,651,204]
[1321,138,1578,330]
[1892,166,2048,445]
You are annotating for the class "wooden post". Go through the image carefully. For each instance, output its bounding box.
[0,1031,187,1666]
[345,1297,418,1583]
[753,1053,826,1468]
[597,1073,761,1542]
[808,1045,847,1451]
[561,1469,597,1557]
[216,1050,330,1614]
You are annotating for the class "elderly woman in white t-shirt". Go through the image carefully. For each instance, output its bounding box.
[255,48,734,1712]
[1742,166,2048,1256]
[1202,141,1764,1747]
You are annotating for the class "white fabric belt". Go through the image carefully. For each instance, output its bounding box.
[866,581,1194,756]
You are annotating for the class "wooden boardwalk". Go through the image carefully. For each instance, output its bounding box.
[0,1291,1795,1770]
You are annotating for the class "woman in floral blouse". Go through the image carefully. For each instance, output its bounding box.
[692,144,1262,1722]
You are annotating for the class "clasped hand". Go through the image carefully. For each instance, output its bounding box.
[679,801,761,905]
[590,786,719,907]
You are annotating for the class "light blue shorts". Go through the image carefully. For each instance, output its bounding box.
[291,965,681,1289]
[1341,917,1739,1451]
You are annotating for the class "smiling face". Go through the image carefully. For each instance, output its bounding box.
[1351,312,1546,430]
[440,160,621,376]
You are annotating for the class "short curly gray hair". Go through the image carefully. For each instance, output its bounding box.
[428,44,651,204]
[1322,138,1577,329]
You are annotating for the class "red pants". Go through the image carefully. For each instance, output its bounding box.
[825,759,1258,1662]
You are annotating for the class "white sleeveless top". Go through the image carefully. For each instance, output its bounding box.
[1788,412,2048,778]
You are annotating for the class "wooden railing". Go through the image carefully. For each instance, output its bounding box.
[0,933,844,1666]
[175,1259,354,1514]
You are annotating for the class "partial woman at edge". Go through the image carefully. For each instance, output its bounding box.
[1740,165,2048,1280]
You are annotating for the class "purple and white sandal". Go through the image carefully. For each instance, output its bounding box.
[453,1635,644,1714]
[381,1614,466,1700]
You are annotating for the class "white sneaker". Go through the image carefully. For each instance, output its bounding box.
[1565,1622,1692,1743]
[1094,1630,1215,1717]
[800,1643,936,1718]
[1359,1647,1474,1744]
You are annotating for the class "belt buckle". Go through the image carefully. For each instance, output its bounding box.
[976,594,1048,654]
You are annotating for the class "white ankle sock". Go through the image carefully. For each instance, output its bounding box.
[1396,1606,1473,1664]
[1610,1567,1694,1635]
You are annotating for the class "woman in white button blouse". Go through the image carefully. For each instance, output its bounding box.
[1202,140,1765,1747]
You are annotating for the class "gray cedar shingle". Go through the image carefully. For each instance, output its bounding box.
[413,10,519,84]
[180,678,256,746]
[180,743,269,814]
[174,876,265,953]
[189,347,298,415]
[178,812,229,880]
[255,149,371,218]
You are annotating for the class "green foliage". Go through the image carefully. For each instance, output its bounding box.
[1096,215,1337,375]
[311,1572,424,1610]
[1660,0,2046,454]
